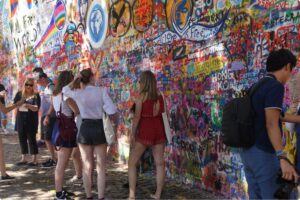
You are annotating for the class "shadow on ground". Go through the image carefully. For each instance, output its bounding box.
[1,133,222,199]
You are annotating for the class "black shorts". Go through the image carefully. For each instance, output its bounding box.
[77,119,106,145]
[41,116,56,141]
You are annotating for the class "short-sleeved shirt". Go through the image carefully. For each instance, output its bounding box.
[62,85,117,119]
[41,82,55,117]
[252,74,284,153]
[0,84,5,105]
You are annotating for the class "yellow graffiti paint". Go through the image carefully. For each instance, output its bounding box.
[194,57,224,76]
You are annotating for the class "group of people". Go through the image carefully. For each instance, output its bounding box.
[2,48,300,199]
[0,68,168,200]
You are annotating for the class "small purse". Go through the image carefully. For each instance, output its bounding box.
[161,95,172,144]
[103,112,115,145]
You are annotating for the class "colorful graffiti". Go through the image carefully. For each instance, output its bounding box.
[1,0,300,199]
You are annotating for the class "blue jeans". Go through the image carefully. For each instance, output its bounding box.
[0,112,6,128]
[240,145,280,199]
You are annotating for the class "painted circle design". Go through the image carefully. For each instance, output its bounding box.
[86,0,108,49]
[54,0,66,30]
[133,0,153,33]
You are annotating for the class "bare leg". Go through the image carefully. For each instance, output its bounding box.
[0,134,6,176]
[79,144,94,198]
[128,142,147,199]
[71,147,82,178]
[20,154,27,162]
[55,147,72,192]
[94,144,107,199]
[45,140,56,161]
[151,143,165,199]
[31,154,37,163]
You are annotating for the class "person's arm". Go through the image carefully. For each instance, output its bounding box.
[102,88,118,126]
[66,98,80,116]
[0,100,23,114]
[131,96,143,136]
[281,113,300,123]
[43,96,54,126]
[264,83,298,182]
[265,109,298,182]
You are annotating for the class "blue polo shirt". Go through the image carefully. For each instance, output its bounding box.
[252,75,284,153]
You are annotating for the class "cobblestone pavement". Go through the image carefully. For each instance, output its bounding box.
[0,133,223,199]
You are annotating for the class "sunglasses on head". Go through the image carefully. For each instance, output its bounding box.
[25,83,33,87]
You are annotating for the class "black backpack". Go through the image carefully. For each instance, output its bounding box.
[221,77,272,148]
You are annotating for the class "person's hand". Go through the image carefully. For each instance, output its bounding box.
[0,90,6,96]
[43,116,49,126]
[75,73,82,80]
[15,98,25,106]
[280,158,298,183]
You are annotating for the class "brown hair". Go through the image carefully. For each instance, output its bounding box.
[22,78,37,98]
[139,70,159,101]
[53,70,74,96]
[80,68,93,84]
[72,68,94,89]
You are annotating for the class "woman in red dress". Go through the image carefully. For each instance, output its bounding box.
[128,70,166,199]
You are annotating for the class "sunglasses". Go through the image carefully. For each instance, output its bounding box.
[25,83,34,87]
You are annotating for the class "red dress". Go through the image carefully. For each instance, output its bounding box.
[136,95,166,146]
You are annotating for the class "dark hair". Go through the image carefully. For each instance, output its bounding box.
[53,70,74,96]
[38,72,48,79]
[80,68,93,84]
[33,67,44,73]
[266,49,297,72]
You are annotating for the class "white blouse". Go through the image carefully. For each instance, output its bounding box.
[62,85,117,119]
[52,94,73,117]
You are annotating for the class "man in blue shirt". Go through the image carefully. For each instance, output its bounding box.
[240,49,300,199]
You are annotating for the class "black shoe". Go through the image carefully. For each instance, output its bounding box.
[15,161,27,166]
[122,182,129,188]
[0,174,15,181]
[42,159,56,168]
[54,190,73,200]
[27,162,38,167]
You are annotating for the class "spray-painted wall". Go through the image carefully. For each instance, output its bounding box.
[1,0,300,199]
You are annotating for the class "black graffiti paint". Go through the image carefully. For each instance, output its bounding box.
[110,0,131,37]
[173,45,187,60]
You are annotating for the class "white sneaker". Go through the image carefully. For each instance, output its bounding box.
[67,176,82,185]
[3,129,9,135]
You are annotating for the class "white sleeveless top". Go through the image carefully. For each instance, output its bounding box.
[52,94,73,117]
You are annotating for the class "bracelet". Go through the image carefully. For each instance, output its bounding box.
[275,150,286,157]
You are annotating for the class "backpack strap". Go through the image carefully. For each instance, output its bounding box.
[248,74,275,97]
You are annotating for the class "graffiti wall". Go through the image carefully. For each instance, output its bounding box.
[1,0,300,199]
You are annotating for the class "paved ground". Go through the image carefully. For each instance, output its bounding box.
[0,132,221,199]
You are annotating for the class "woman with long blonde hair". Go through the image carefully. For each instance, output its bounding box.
[128,70,166,199]
[14,77,40,166]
